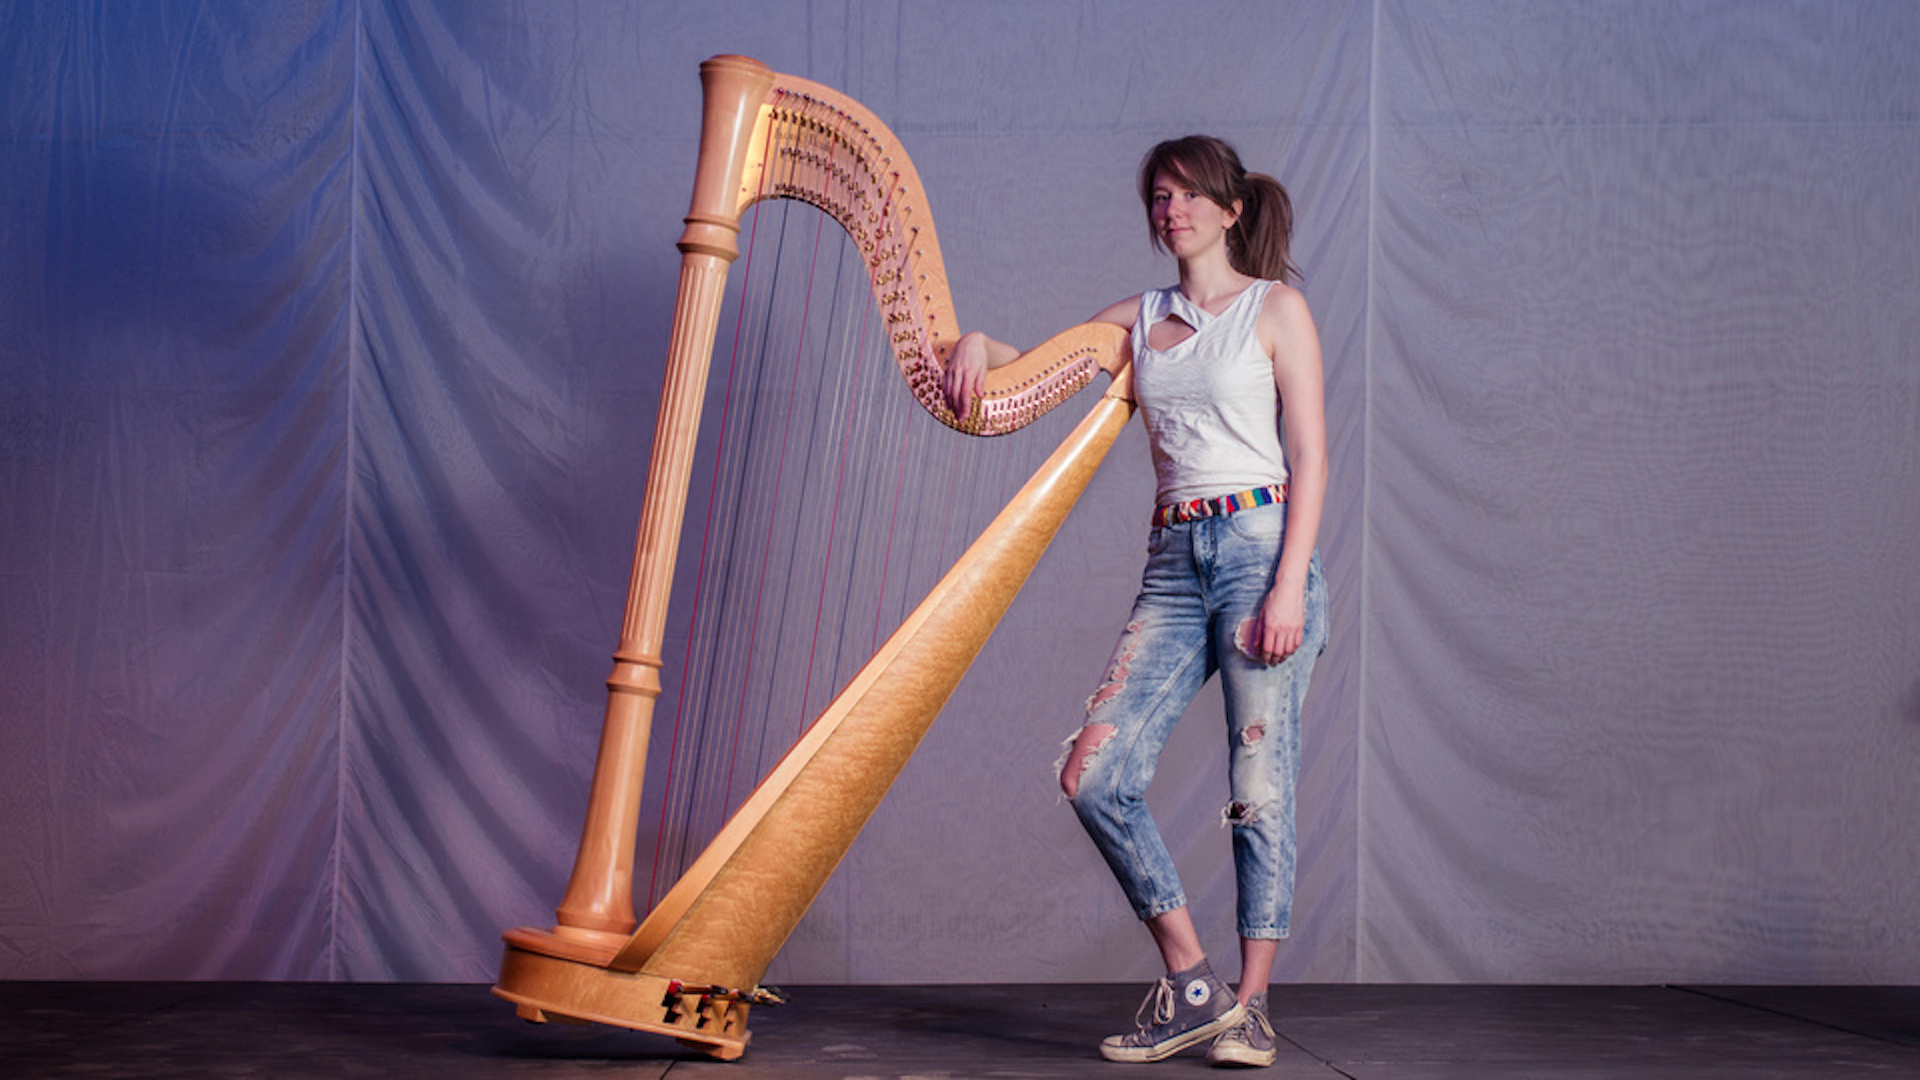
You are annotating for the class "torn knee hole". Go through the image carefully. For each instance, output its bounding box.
[1058,723,1117,799]
[1240,724,1266,745]
[1224,800,1265,826]
[1086,678,1125,711]
[1233,616,1262,661]
[1085,622,1146,713]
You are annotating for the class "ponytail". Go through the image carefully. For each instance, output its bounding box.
[1231,172,1300,285]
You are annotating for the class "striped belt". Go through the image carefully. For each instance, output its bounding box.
[1151,483,1288,528]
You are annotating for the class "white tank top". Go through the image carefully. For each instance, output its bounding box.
[1132,281,1289,506]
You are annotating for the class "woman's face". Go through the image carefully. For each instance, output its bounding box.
[1149,169,1239,261]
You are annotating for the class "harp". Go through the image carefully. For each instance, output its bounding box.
[492,55,1133,1059]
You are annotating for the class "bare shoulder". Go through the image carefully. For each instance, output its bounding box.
[1258,282,1322,366]
[1259,281,1313,328]
[1090,294,1143,329]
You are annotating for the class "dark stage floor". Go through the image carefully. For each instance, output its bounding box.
[4,981,1918,1078]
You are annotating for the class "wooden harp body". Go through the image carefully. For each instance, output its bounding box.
[493,55,1133,1059]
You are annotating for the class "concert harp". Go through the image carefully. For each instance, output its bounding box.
[493,55,1134,1059]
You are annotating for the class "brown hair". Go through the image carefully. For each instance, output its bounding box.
[1138,135,1300,284]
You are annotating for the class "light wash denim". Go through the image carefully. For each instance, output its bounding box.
[1066,502,1328,939]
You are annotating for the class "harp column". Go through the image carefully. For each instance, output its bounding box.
[543,54,776,952]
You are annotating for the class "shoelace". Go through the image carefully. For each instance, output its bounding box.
[1222,1002,1273,1041]
[1134,976,1178,1030]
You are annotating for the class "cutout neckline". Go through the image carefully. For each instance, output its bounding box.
[1148,312,1198,352]
[1147,281,1264,353]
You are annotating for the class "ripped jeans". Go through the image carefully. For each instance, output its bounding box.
[1064,502,1327,940]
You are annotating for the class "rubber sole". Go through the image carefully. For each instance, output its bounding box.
[1098,1002,1248,1063]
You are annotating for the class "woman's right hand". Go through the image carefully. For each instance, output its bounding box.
[941,331,992,419]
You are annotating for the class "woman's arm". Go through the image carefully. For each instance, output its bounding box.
[1250,284,1327,666]
[939,297,1139,419]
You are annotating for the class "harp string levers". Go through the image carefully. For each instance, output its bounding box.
[493,55,1131,1060]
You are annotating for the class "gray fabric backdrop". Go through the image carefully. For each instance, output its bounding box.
[3,1,1916,985]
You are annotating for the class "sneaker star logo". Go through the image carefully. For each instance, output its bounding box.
[1184,979,1211,1007]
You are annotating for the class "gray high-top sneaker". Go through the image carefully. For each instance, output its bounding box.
[1099,958,1246,1063]
[1207,990,1277,1067]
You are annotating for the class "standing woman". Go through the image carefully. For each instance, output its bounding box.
[943,135,1328,1067]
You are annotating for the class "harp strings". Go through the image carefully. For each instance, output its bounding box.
[639,197,1022,910]
[646,201,897,902]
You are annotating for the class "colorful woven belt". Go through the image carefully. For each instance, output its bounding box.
[1151,483,1288,527]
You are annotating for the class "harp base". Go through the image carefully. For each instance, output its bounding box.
[493,930,751,1061]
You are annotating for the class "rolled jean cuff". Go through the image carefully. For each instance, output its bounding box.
[1137,894,1190,923]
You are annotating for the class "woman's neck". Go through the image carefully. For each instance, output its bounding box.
[1176,252,1254,312]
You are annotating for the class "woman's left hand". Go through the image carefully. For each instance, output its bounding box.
[1246,583,1307,666]
[941,332,992,419]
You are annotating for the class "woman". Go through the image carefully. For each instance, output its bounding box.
[942,135,1328,1067]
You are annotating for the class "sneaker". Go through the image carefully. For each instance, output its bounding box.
[1099,959,1246,1063]
[1206,991,1277,1068]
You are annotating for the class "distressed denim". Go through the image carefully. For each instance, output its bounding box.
[1066,502,1328,939]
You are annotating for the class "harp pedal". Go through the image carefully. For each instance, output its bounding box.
[664,979,789,1007]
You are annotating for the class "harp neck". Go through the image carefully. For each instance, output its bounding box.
[690,55,1125,435]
